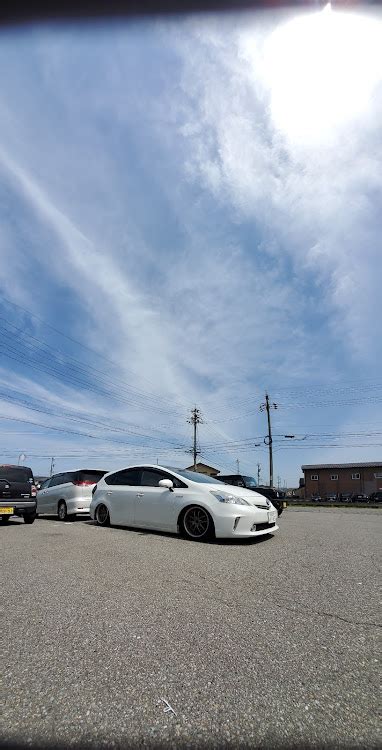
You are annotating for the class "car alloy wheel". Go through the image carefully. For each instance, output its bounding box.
[58,501,68,521]
[182,506,213,541]
[96,504,110,527]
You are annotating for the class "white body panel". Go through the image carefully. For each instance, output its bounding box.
[90,464,279,539]
[37,470,106,516]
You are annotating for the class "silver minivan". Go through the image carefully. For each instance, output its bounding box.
[37,469,107,521]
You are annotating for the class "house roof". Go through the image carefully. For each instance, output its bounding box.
[184,462,219,472]
[302,462,382,470]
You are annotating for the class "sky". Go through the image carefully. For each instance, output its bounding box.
[0,6,381,485]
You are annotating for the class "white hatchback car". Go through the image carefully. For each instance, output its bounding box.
[90,464,279,541]
[37,469,108,521]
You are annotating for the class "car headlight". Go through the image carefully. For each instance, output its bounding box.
[210,491,250,506]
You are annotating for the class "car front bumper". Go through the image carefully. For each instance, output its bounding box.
[213,506,279,538]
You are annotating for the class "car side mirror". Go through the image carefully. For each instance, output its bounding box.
[158,479,174,491]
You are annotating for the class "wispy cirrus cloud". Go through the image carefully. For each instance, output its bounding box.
[0,11,381,481]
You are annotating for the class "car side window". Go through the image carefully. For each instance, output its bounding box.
[49,474,65,487]
[40,479,51,489]
[140,469,186,488]
[105,468,142,486]
[140,469,169,487]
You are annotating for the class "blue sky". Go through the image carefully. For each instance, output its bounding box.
[0,7,381,485]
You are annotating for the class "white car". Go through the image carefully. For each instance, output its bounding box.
[37,469,108,520]
[90,464,279,541]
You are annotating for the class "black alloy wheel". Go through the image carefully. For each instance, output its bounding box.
[181,506,214,541]
[95,504,110,527]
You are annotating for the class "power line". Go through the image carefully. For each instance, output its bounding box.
[0,297,183,405]
[0,336,185,418]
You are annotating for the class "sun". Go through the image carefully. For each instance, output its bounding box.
[263,5,382,144]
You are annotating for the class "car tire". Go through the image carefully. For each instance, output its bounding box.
[1,515,11,523]
[57,501,72,521]
[24,513,36,524]
[180,506,214,542]
[95,504,110,527]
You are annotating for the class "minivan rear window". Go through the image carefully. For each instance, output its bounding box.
[76,470,107,484]
[0,466,34,483]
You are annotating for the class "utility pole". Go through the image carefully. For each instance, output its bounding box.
[277,475,281,489]
[260,393,278,487]
[257,462,261,485]
[236,458,240,474]
[187,407,203,471]
[50,457,55,477]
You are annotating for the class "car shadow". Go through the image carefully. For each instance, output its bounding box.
[36,515,90,523]
[88,521,275,546]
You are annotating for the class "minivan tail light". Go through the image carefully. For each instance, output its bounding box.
[73,480,95,486]
[31,485,37,497]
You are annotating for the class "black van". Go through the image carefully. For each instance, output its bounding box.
[0,465,37,523]
[217,474,286,515]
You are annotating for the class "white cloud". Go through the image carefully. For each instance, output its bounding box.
[0,13,381,481]
[174,9,382,364]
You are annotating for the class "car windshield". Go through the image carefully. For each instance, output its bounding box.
[166,468,221,484]
[243,476,257,488]
[0,467,33,482]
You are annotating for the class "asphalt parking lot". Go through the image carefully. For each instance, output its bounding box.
[2,508,380,749]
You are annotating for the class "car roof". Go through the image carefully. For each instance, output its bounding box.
[102,464,216,482]
[53,468,108,474]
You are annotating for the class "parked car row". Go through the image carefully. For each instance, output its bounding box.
[310,492,377,503]
[1,463,280,541]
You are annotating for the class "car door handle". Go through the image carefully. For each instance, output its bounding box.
[136,493,144,498]
[107,491,113,495]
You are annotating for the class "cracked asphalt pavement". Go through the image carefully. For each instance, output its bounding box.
[1,507,380,749]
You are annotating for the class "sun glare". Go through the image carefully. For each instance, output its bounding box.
[264,7,382,144]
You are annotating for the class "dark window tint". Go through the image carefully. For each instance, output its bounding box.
[105,468,141,486]
[242,476,257,488]
[0,466,33,483]
[145,468,186,488]
[140,469,185,488]
[49,473,70,487]
[75,470,107,484]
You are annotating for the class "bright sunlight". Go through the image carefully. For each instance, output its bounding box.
[264,4,382,144]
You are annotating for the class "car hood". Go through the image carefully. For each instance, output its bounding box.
[203,483,275,510]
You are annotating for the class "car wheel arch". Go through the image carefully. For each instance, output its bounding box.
[177,503,215,534]
[94,500,112,517]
